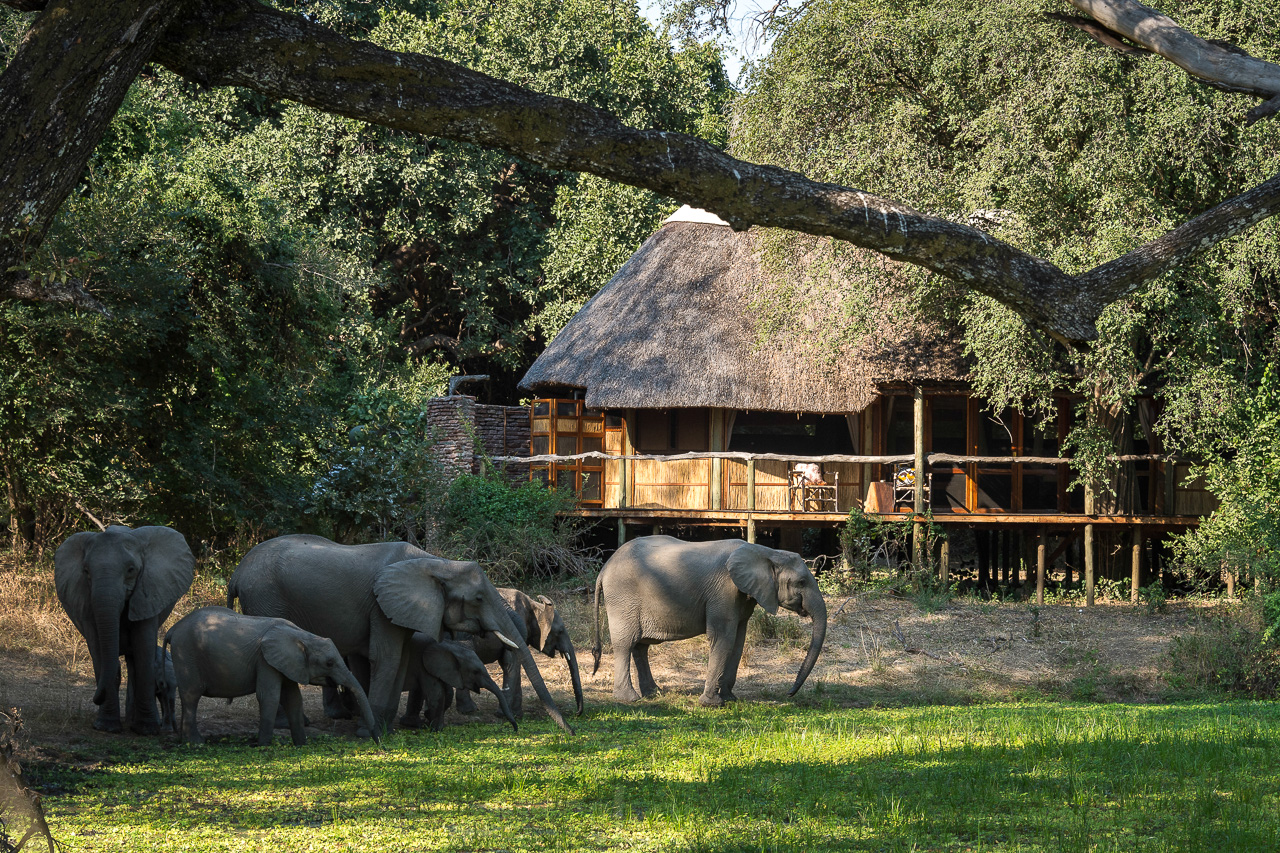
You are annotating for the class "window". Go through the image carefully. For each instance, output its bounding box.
[528,398,605,506]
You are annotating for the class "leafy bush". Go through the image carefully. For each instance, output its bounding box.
[830,508,949,605]
[435,468,596,585]
[1165,598,1280,698]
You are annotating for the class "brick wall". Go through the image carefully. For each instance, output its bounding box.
[425,396,529,481]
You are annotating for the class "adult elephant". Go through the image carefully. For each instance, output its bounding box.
[592,536,827,706]
[54,525,195,733]
[227,534,572,734]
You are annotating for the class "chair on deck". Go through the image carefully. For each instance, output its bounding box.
[789,463,838,512]
[891,461,932,511]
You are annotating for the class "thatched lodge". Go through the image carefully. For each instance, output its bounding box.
[515,207,1213,597]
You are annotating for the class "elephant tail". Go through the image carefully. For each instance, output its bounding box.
[226,575,238,610]
[591,570,604,676]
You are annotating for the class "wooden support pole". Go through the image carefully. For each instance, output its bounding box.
[913,385,925,566]
[1085,524,1096,606]
[747,458,757,512]
[746,518,757,544]
[617,519,627,548]
[940,537,950,586]
[1131,527,1142,603]
[710,409,724,511]
[1036,526,1047,606]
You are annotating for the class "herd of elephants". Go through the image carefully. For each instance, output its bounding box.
[51,525,828,744]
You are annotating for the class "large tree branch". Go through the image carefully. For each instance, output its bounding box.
[146,1,1280,343]
[1066,0,1280,109]
[0,0,187,305]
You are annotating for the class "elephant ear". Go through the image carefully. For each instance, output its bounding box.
[53,532,98,638]
[420,642,465,690]
[128,527,196,622]
[533,597,557,648]
[727,544,780,614]
[372,558,448,638]
[261,626,311,685]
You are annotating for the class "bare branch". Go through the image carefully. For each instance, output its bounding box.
[6,276,109,314]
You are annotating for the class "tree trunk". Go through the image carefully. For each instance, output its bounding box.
[0,0,187,305]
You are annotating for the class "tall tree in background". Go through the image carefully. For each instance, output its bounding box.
[733,0,1279,577]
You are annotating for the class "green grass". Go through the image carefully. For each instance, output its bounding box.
[34,701,1280,852]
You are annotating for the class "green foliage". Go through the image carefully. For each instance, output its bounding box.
[1165,599,1280,698]
[734,0,1280,504]
[1173,363,1280,583]
[35,702,1280,851]
[437,469,595,584]
[831,507,949,606]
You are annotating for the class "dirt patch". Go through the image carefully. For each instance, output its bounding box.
[0,554,1205,766]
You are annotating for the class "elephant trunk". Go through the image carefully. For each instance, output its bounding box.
[335,669,381,745]
[563,644,584,716]
[485,592,573,734]
[92,599,123,706]
[788,587,827,697]
[480,672,518,732]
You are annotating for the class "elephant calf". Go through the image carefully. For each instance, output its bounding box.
[401,636,517,732]
[592,536,827,706]
[164,607,378,746]
[453,588,584,719]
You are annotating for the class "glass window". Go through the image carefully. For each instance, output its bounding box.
[555,436,578,456]
[533,401,550,416]
[582,436,604,453]
[556,400,578,417]
[531,436,550,455]
[580,471,602,501]
[554,468,577,491]
[930,397,967,455]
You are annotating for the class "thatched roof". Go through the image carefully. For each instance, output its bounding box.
[519,208,968,414]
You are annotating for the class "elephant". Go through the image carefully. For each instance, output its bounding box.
[401,635,517,732]
[453,588,583,719]
[164,606,378,746]
[227,534,572,734]
[54,525,194,733]
[591,536,827,706]
[124,645,177,733]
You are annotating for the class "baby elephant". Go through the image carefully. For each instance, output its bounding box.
[165,607,378,746]
[124,646,177,733]
[401,636,517,732]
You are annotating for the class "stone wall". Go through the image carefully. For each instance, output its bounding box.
[424,395,529,480]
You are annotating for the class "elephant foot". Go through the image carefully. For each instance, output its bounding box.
[698,693,726,708]
[399,714,423,730]
[455,695,478,715]
[275,714,311,729]
[93,716,123,733]
[325,707,353,721]
[129,719,160,736]
[612,686,642,703]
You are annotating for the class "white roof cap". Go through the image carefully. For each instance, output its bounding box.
[663,205,730,226]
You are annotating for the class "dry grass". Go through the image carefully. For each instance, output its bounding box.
[0,547,1216,760]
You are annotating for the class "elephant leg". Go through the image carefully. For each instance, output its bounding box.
[633,644,659,698]
[400,680,424,729]
[322,683,350,720]
[501,651,524,718]
[125,623,160,735]
[718,617,751,702]
[454,687,479,715]
[366,621,411,734]
[178,687,204,745]
[255,670,284,746]
[280,682,307,746]
[610,628,642,703]
[93,655,124,733]
[700,629,739,707]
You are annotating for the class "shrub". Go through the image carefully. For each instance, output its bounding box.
[436,468,597,586]
[830,508,949,606]
[1165,598,1280,698]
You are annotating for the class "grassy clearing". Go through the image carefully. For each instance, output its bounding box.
[33,700,1280,852]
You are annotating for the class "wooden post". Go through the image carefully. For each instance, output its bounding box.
[747,458,756,512]
[912,386,925,566]
[1131,527,1142,603]
[710,410,724,511]
[1036,525,1046,606]
[1084,524,1095,606]
[746,518,757,544]
[617,519,627,548]
[622,409,635,510]
[940,537,950,586]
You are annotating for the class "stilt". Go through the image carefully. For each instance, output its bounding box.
[746,517,757,544]
[1131,527,1142,603]
[1084,524,1095,607]
[977,530,991,589]
[940,538,950,586]
[1036,526,1046,606]
[617,519,627,548]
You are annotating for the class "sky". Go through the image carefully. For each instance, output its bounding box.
[637,0,777,85]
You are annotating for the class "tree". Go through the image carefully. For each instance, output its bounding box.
[2,0,1280,344]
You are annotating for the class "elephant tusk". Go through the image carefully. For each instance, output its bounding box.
[494,630,519,649]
